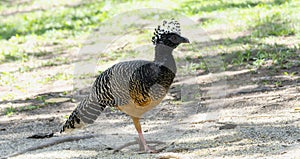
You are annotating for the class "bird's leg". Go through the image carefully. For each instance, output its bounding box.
[131,116,157,153]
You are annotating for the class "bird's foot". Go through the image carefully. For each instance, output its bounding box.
[137,137,159,153]
[142,146,158,154]
[113,137,165,153]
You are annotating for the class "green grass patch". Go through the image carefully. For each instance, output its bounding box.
[177,0,268,15]
[20,105,40,111]
[225,43,298,69]
[4,106,16,116]
[41,57,70,67]
[4,105,40,116]
[0,1,108,64]
[0,0,299,93]
[0,71,16,86]
[0,43,28,63]
[0,2,106,40]
[252,11,296,37]
[39,72,73,84]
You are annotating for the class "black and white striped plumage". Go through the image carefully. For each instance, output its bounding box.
[60,19,189,149]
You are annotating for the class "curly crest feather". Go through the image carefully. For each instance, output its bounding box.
[152,19,181,45]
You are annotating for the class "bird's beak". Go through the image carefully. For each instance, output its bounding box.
[181,36,190,43]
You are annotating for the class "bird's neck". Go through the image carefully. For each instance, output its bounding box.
[154,44,177,73]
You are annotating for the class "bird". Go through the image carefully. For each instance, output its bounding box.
[60,19,189,153]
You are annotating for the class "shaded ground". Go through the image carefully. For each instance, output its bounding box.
[1,62,299,159]
[1,1,300,159]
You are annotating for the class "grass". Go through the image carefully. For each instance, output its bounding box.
[2,94,66,116]
[0,2,106,40]
[225,43,299,69]
[0,0,299,105]
[4,105,40,116]
[4,106,16,116]
[39,72,73,84]
[252,11,296,37]
[174,0,299,72]
[180,55,208,73]
[1,0,299,66]
[0,1,108,64]
[0,71,16,86]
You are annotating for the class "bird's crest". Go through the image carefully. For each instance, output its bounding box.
[152,19,181,45]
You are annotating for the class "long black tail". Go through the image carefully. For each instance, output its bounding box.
[60,107,82,133]
[60,95,106,133]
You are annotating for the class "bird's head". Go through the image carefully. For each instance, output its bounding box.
[152,19,189,49]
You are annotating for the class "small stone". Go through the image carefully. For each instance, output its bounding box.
[0,128,6,131]
[219,124,237,130]
[294,107,300,111]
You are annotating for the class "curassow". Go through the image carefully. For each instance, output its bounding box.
[61,19,189,152]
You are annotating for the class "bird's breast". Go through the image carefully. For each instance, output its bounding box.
[118,96,164,118]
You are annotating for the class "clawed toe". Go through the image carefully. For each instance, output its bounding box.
[113,138,165,153]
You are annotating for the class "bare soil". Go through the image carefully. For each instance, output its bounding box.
[1,62,300,159]
[0,3,299,158]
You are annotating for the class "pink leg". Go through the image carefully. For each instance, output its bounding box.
[131,116,156,153]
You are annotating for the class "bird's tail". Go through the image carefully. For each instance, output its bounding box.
[60,95,106,133]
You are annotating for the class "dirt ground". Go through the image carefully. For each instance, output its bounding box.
[1,61,300,159]
[0,6,300,159]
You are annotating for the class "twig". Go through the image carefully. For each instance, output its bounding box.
[2,134,97,159]
[2,133,171,158]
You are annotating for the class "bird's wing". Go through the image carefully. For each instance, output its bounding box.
[127,62,175,107]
